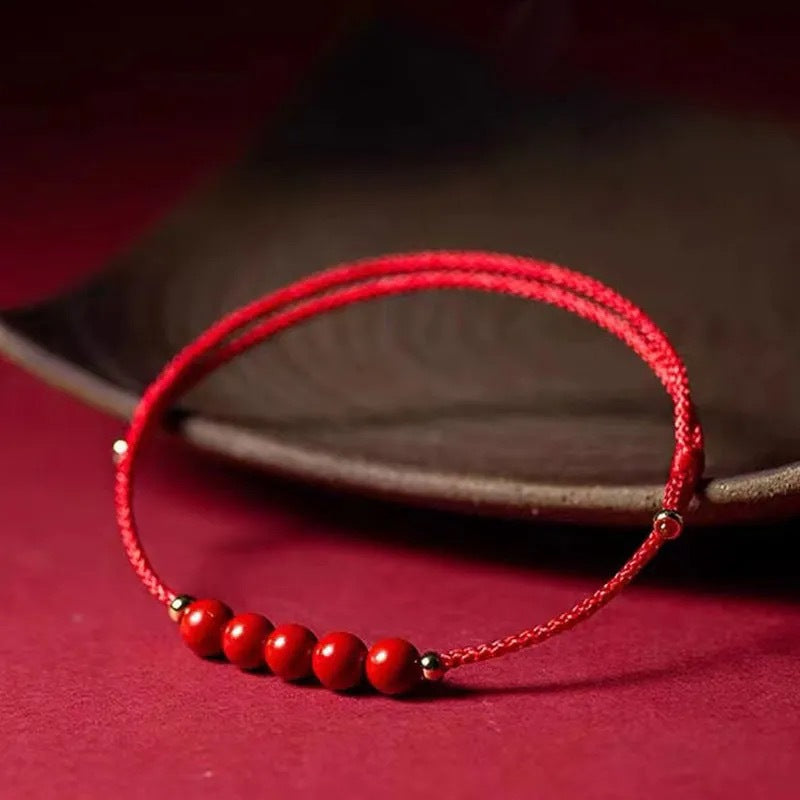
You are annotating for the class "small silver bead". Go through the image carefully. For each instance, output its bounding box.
[168,594,196,623]
[653,509,684,540]
[419,651,446,682]
[112,439,129,464]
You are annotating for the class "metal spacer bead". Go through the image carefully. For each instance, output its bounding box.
[112,439,129,465]
[653,509,684,540]
[419,651,446,682]
[168,594,196,623]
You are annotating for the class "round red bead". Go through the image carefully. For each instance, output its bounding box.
[179,598,233,658]
[264,623,317,681]
[366,638,422,695]
[312,632,367,691]
[222,612,274,670]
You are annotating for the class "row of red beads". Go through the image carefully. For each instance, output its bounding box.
[178,598,425,696]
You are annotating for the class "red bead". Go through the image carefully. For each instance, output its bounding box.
[312,632,367,691]
[179,599,233,658]
[222,612,274,670]
[264,623,317,681]
[366,638,423,696]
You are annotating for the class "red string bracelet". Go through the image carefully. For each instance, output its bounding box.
[113,251,705,696]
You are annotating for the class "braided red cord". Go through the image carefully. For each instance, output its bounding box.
[113,251,704,671]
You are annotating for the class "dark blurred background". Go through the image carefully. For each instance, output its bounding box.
[2,1,798,305]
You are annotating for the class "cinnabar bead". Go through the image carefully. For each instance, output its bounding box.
[222,612,274,670]
[179,599,233,658]
[264,623,317,681]
[312,632,367,691]
[366,638,422,695]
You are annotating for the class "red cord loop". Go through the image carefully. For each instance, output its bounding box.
[113,251,705,671]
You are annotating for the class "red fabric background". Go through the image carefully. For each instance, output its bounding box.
[2,5,799,798]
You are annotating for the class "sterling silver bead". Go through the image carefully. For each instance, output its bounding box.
[111,439,129,464]
[419,651,446,682]
[653,509,684,540]
[168,594,196,623]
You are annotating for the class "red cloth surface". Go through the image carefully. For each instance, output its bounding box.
[2,6,799,798]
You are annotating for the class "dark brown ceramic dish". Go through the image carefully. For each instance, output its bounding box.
[2,26,799,525]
